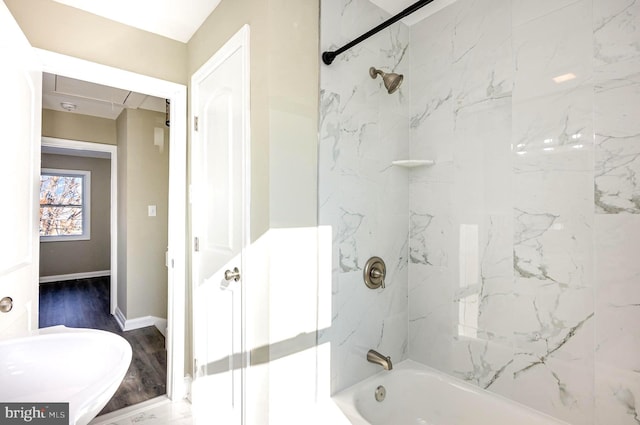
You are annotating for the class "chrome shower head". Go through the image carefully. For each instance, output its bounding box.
[369,67,404,94]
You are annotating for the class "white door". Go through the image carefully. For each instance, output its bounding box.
[191,25,250,425]
[0,1,42,337]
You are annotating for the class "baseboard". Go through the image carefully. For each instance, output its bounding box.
[114,306,167,338]
[39,270,111,284]
[114,307,127,330]
[184,374,193,402]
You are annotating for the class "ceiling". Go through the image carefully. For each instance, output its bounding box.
[43,73,166,120]
[51,0,222,42]
[50,0,457,45]
[41,0,456,121]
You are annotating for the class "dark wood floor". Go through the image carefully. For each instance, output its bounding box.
[39,277,167,416]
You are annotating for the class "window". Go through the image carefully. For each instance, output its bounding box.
[40,168,91,242]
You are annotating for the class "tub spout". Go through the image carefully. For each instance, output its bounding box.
[367,349,393,370]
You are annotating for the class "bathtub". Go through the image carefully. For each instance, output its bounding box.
[332,360,569,425]
[0,326,132,425]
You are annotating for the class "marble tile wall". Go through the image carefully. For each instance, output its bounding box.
[593,0,640,423]
[407,0,640,424]
[321,0,640,423]
[319,0,411,393]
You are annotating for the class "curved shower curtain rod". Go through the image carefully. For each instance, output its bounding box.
[322,0,436,65]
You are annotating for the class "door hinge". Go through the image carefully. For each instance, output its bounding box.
[194,358,199,375]
[194,237,200,252]
[194,116,199,131]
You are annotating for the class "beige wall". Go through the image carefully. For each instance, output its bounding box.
[188,0,270,242]
[266,0,319,229]
[188,0,319,237]
[187,0,320,420]
[4,0,188,84]
[42,109,117,144]
[117,109,169,320]
[40,153,111,277]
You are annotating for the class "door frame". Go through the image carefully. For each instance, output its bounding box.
[40,137,118,311]
[190,24,251,422]
[35,49,188,400]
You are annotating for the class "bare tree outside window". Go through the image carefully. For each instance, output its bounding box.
[39,169,91,241]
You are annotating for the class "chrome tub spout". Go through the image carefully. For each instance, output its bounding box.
[367,349,393,370]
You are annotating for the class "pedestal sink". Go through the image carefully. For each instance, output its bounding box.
[0,326,132,425]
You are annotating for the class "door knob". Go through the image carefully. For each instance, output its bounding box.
[0,297,13,313]
[224,267,241,282]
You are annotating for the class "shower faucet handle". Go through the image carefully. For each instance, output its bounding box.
[370,268,384,286]
[364,257,386,289]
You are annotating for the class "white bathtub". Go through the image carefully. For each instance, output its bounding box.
[333,360,569,425]
[0,326,132,425]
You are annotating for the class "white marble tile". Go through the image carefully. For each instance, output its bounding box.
[593,0,640,68]
[451,0,513,110]
[410,83,455,173]
[410,1,457,81]
[512,85,594,173]
[450,337,515,394]
[510,159,594,359]
[509,352,595,424]
[320,0,412,394]
[453,97,512,213]
[595,215,640,372]
[596,364,640,425]
[408,264,455,370]
[323,1,640,424]
[408,211,450,267]
[512,0,583,27]
[321,0,388,54]
[474,215,515,342]
[512,0,593,101]
[594,72,640,214]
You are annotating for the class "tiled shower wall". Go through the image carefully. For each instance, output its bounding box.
[320,0,640,423]
[319,0,411,393]
[408,0,640,424]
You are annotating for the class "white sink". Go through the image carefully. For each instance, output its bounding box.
[0,326,132,425]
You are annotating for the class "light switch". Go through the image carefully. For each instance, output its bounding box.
[148,205,157,217]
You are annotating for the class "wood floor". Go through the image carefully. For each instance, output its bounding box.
[39,277,167,416]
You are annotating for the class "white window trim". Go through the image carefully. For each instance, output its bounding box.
[40,168,91,242]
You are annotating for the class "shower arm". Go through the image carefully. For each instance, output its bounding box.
[321,0,435,65]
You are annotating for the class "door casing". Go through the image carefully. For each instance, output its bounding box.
[35,48,188,400]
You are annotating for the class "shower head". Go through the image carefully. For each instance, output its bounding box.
[369,67,404,94]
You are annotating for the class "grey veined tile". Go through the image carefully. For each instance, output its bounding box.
[595,73,640,214]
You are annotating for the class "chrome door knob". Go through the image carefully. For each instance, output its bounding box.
[0,297,13,313]
[224,267,241,282]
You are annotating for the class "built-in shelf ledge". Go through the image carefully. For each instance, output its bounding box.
[391,159,435,168]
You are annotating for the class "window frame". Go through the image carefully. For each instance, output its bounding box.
[39,168,91,242]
